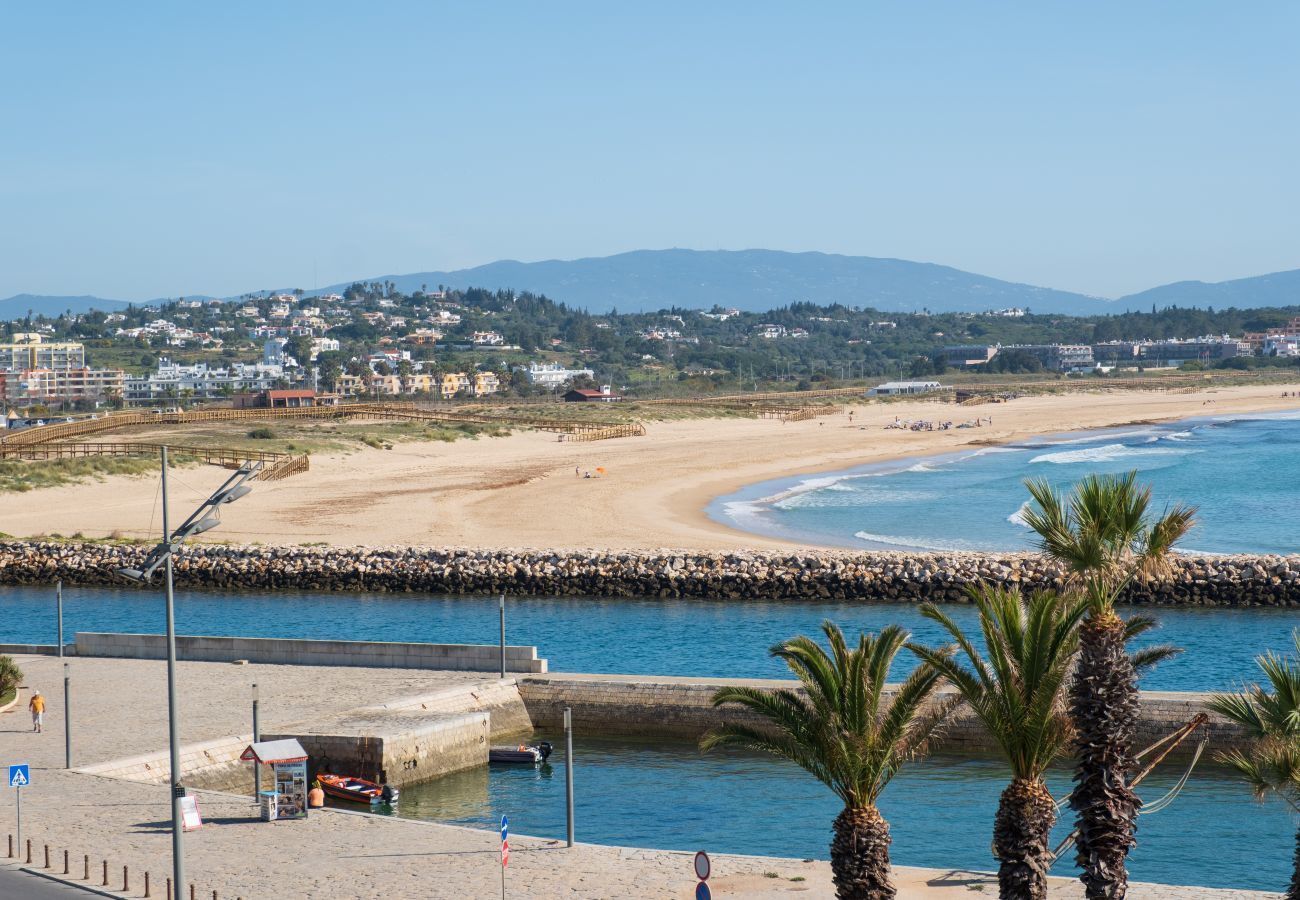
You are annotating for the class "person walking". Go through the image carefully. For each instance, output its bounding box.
[28,690,44,733]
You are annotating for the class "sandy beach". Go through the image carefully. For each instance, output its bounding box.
[4,384,1300,551]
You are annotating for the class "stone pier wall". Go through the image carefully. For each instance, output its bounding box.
[72,631,547,674]
[519,674,1245,756]
[3,540,1298,605]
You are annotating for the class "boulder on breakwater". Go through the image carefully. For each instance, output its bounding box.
[2,541,1298,606]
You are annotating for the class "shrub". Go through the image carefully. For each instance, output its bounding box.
[0,656,23,704]
[247,427,276,440]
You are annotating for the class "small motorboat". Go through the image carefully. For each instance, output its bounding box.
[489,741,553,765]
[316,773,399,805]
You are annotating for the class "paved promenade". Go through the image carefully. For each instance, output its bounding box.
[0,655,1280,899]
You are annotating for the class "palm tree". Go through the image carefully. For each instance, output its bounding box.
[910,586,1088,900]
[1020,472,1195,899]
[1207,632,1300,899]
[700,623,952,900]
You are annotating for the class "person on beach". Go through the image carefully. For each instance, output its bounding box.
[308,780,325,808]
[28,690,44,733]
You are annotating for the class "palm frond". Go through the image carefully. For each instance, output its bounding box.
[702,621,950,810]
[1021,472,1196,615]
[1209,633,1300,810]
[913,584,1082,780]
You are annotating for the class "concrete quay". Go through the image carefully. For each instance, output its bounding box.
[521,673,1245,757]
[0,654,1280,899]
[71,631,548,674]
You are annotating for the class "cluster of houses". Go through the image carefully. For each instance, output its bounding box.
[0,334,125,407]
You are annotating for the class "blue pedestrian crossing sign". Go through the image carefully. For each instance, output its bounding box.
[9,764,29,788]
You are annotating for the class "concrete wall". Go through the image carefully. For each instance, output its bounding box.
[0,643,68,656]
[77,732,254,791]
[75,679,530,794]
[266,712,489,787]
[356,679,534,739]
[519,674,1247,757]
[73,632,547,673]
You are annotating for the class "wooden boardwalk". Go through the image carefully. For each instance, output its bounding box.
[0,402,647,448]
[0,441,309,481]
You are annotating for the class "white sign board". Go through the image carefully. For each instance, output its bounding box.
[180,795,203,832]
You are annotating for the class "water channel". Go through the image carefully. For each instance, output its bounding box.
[1,585,1293,889]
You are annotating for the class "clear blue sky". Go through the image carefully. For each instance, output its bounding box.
[2,2,1297,301]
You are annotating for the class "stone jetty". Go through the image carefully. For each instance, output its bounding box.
[2,540,1299,605]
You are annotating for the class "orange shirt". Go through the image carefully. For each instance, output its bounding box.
[29,696,44,713]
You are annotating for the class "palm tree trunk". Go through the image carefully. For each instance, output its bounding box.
[831,805,894,900]
[1070,612,1140,899]
[994,777,1057,900]
[1288,825,1300,900]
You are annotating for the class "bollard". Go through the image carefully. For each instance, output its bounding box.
[190,883,196,900]
[213,891,218,900]
[6,833,10,858]
[167,877,172,900]
[84,854,89,880]
[145,871,151,897]
[43,843,49,868]
[102,859,108,886]
[124,865,129,892]
[63,849,69,875]
[25,838,31,863]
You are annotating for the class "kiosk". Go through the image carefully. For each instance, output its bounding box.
[240,739,310,821]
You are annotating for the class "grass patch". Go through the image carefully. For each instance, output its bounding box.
[0,457,175,493]
[0,687,14,707]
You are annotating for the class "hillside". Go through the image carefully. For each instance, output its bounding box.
[9,250,1300,321]
[1119,268,1300,311]
[0,294,134,319]
[319,249,1116,316]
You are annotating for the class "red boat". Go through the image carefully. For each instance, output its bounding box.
[316,773,399,805]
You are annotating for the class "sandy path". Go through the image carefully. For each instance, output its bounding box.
[3,383,1299,551]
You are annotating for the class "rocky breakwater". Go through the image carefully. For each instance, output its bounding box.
[1,541,1299,605]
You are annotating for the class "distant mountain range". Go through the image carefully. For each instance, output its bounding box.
[0,293,136,319]
[5,249,1300,320]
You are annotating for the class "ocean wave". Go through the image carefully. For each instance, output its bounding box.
[1028,444,1197,465]
[1164,430,1194,442]
[1021,428,1163,449]
[853,531,971,552]
[720,499,771,526]
[1007,501,1031,527]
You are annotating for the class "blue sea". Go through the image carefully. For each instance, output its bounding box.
[713,411,1300,555]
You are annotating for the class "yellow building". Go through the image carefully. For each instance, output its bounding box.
[473,371,501,397]
[402,373,435,394]
[335,374,363,395]
[441,372,471,398]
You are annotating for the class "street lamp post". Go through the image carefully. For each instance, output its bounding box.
[57,580,70,769]
[252,683,261,797]
[117,447,260,894]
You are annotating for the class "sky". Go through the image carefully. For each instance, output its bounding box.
[2,2,1298,302]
